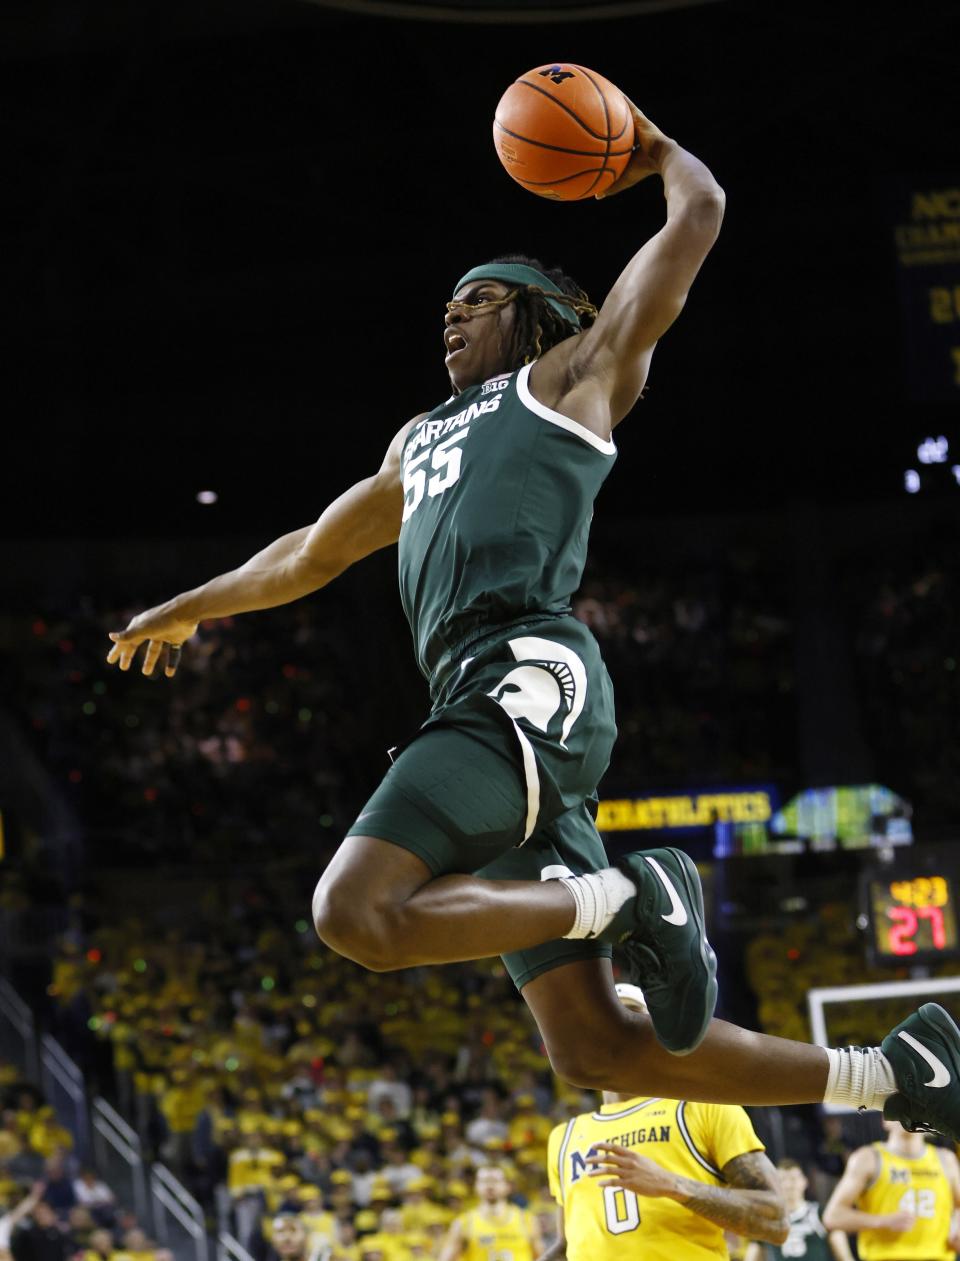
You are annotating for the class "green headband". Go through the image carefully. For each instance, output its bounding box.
[453,263,582,329]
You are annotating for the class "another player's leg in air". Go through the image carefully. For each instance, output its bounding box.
[312,832,960,1144]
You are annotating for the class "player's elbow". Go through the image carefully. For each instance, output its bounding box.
[677,189,725,244]
[821,1204,843,1232]
[765,1208,791,1246]
[545,1041,622,1091]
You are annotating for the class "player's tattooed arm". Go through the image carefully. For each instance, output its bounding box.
[682,1150,791,1245]
[588,1145,789,1246]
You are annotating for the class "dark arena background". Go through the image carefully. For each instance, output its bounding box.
[2,2,960,1260]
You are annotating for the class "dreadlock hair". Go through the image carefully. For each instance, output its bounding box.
[487,253,598,370]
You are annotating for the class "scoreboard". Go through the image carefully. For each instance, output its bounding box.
[893,182,960,405]
[865,873,960,965]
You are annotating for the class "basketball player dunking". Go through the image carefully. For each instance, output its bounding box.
[107,98,960,1139]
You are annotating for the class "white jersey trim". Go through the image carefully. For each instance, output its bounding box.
[590,1098,664,1122]
[510,718,541,843]
[516,362,616,456]
[557,1117,576,1202]
[677,1101,722,1178]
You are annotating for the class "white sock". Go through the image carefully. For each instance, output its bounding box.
[560,869,636,939]
[824,1046,898,1111]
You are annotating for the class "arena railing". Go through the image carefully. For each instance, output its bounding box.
[0,977,39,1081]
[0,978,207,1259]
[92,1096,151,1231]
[40,1032,91,1163]
[216,1232,256,1261]
[151,1162,209,1261]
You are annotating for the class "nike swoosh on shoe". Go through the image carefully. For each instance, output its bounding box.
[899,1030,952,1087]
[644,855,688,926]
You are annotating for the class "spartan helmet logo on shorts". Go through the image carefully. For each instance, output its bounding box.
[487,636,588,748]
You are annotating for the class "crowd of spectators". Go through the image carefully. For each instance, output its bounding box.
[846,525,960,828]
[4,507,960,886]
[2,534,799,872]
[0,1063,167,1261]
[7,515,960,873]
[573,541,796,789]
[37,875,917,1261]
[0,598,382,866]
[46,883,564,1260]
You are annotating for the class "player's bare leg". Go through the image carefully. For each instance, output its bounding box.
[314,835,714,1054]
[522,956,832,1103]
[312,835,577,970]
[521,957,960,1145]
[313,837,960,1141]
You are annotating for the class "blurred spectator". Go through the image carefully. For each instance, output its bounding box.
[463,1092,507,1150]
[62,1212,92,1255]
[366,1066,412,1121]
[0,1185,45,1261]
[264,1215,311,1261]
[69,1174,113,1224]
[74,1228,114,1261]
[11,1201,70,1261]
[39,1160,75,1216]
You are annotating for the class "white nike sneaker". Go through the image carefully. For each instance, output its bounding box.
[596,847,718,1056]
[882,1003,960,1142]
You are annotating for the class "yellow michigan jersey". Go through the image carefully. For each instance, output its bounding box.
[857,1142,955,1261]
[547,1096,763,1261]
[459,1203,535,1261]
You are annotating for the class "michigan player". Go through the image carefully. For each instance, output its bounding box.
[438,1164,541,1261]
[744,1159,853,1261]
[823,1118,960,1261]
[106,95,960,1138]
[541,984,787,1261]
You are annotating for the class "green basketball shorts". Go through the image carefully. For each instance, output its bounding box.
[345,615,617,989]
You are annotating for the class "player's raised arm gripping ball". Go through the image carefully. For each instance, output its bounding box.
[493,63,636,201]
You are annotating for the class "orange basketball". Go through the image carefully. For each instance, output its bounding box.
[493,63,635,202]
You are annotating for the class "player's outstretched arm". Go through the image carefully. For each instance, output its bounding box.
[436,1216,465,1261]
[587,1144,789,1245]
[563,102,725,426]
[5,1182,45,1229]
[937,1147,960,1250]
[527,1208,545,1259]
[106,417,418,677]
[828,1228,857,1261]
[822,1147,910,1234]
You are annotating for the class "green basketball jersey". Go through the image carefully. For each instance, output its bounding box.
[398,363,617,686]
[769,1202,833,1261]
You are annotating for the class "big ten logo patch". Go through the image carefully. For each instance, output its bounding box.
[482,379,510,395]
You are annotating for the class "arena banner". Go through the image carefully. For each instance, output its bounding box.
[596,786,778,834]
[892,180,960,403]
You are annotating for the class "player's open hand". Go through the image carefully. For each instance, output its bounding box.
[586,1143,680,1198]
[107,605,198,678]
[598,99,673,199]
